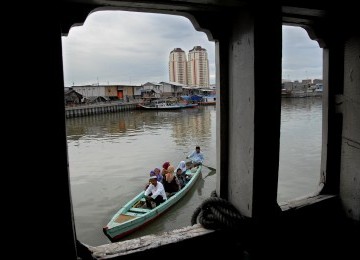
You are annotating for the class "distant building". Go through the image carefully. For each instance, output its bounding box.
[71,84,142,102]
[71,84,105,98]
[301,79,312,85]
[160,81,185,97]
[64,89,83,106]
[313,79,323,84]
[169,46,210,88]
[169,48,187,85]
[187,46,210,87]
[116,84,143,101]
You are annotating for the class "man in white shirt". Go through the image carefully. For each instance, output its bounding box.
[144,176,167,209]
[186,146,204,167]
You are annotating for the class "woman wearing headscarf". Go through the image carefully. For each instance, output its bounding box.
[177,161,187,174]
[161,161,170,177]
[153,167,163,183]
[163,165,180,194]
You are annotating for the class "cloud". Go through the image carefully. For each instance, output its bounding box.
[62,11,322,87]
[282,26,323,81]
[62,10,215,86]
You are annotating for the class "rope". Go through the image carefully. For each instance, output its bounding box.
[191,190,248,230]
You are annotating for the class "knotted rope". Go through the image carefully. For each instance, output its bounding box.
[191,190,248,230]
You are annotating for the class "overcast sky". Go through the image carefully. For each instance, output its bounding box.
[62,10,323,87]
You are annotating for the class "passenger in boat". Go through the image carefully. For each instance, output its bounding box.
[144,176,167,209]
[177,160,187,174]
[161,162,170,184]
[145,169,162,190]
[176,167,187,188]
[186,146,204,167]
[153,167,163,183]
[161,161,171,180]
[163,165,181,193]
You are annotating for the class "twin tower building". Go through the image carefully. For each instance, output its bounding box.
[169,46,210,88]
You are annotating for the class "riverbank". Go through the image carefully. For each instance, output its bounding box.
[65,102,138,118]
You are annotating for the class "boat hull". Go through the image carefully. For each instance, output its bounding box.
[138,104,182,110]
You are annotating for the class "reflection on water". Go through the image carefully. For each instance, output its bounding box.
[67,99,322,246]
[67,108,215,146]
[67,106,217,246]
[278,98,322,202]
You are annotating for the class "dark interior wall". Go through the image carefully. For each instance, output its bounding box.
[13,6,78,259]
[13,1,358,259]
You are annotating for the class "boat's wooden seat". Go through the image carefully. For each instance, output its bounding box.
[129,207,150,213]
[123,212,141,217]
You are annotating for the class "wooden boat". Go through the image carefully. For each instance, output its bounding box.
[199,95,216,105]
[103,165,202,242]
[138,99,182,110]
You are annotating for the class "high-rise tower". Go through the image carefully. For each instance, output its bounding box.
[169,48,187,85]
[187,46,209,87]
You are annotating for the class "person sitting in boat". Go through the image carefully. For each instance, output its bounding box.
[163,165,181,194]
[161,161,171,179]
[152,167,163,183]
[177,160,187,174]
[144,176,167,209]
[186,146,204,167]
[145,168,163,190]
[176,167,187,188]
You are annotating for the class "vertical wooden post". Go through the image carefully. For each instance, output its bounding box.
[216,4,282,218]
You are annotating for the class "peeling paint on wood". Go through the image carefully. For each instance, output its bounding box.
[90,224,213,259]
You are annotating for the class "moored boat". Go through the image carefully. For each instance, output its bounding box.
[177,102,199,108]
[199,95,216,105]
[138,99,182,110]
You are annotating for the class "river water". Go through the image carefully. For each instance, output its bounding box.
[66,97,322,246]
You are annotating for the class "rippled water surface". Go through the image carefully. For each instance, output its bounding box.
[67,98,322,246]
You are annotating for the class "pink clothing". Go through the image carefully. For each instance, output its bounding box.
[162,162,170,170]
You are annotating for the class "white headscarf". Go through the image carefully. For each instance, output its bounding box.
[177,161,187,173]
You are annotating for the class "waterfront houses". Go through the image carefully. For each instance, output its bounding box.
[281,79,323,98]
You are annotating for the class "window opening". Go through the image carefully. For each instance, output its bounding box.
[278,25,323,203]
[62,10,216,246]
